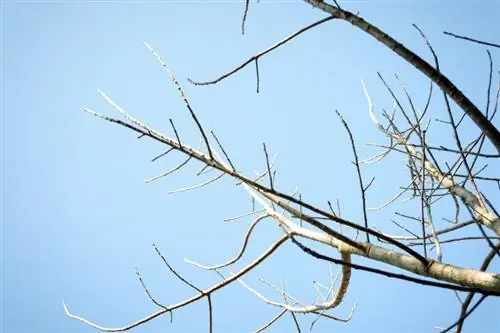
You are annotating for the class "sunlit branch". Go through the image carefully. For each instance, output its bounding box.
[185,214,271,270]
[63,234,291,331]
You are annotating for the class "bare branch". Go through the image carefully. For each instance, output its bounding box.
[444,31,500,49]
[241,0,250,35]
[144,41,214,160]
[364,82,500,236]
[185,214,270,270]
[168,172,225,194]
[336,110,370,243]
[63,235,291,331]
[188,16,334,88]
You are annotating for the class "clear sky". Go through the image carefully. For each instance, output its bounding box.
[2,1,500,333]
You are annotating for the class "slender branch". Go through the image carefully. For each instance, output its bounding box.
[444,31,500,49]
[144,41,214,160]
[456,242,500,332]
[241,0,250,35]
[63,235,291,331]
[188,16,334,87]
[440,294,488,333]
[336,111,370,243]
[185,214,270,270]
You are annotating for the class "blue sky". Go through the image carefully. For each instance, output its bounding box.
[2,1,500,332]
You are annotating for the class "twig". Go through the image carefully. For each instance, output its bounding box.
[188,16,334,87]
[168,172,225,194]
[63,235,290,331]
[336,110,370,243]
[262,143,274,190]
[443,31,500,49]
[241,0,250,35]
[145,155,193,183]
[224,209,266,222]
[135,267,168,309]
[211,130,236,171]
[151,147,174,162]
[455,242,500,332]
[144,41,214,160]
[254,309,288,333]
[185,214,270,270]
[169,118,181,147]
[440,294,488,333]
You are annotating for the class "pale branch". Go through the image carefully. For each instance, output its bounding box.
[244,152,279,185]
[85,89,500,294]
[63,234,291,332]
[408,236,500,247]
[144,155,192,184]
[71,3,500,332]
[260,189,428,265]
[363,82,500,236]
[167,172,225,194]
[76,46,500,333]
[144,41,214,160]
[368,177,417,211]
[185,214,271,270]
[254,308,288,333]
[236,263,350,313]
[290,237,500,296]
[261,192,500,294]
[224,209,266,222]
[425,204,443,262]
[421,130,429,258]
[359,147,391,164]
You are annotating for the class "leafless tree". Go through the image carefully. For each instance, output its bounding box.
[65,1,499,332]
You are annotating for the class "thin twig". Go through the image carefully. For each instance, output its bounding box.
[443,31,500,49]
[185,214,270,270]
[262,143,274,190]
[241,0,250,35]
[144,41,214,160]
[336,110,370,243]
[188,16,334,87]
[440,294,488,333]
